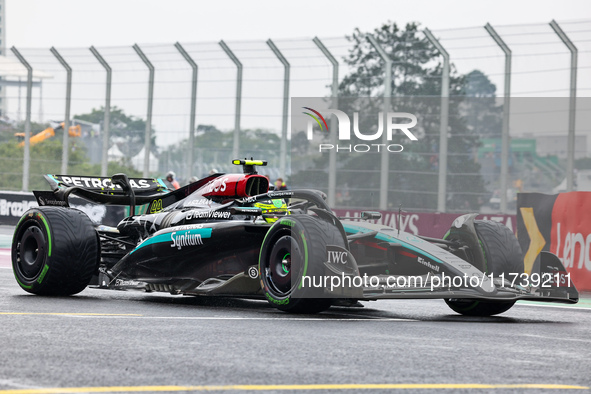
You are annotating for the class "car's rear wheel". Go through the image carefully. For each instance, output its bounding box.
[259,214,346,314]
[12,207,99,295]
[445,220,524,316]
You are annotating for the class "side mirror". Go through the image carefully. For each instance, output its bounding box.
[361,211,382,220]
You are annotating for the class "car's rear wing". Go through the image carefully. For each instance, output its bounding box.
[31,174,172,209]
[43,174,169,195]
[34,173,229,214]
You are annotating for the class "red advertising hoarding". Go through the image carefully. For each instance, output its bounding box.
[332,209,516,238]
[518,192,591,292]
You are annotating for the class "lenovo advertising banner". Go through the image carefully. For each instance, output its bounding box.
[517,192,591,292]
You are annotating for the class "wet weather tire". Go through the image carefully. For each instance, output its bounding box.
[259,214,346,314]
[12,207,99,295]
[445,220,524,316]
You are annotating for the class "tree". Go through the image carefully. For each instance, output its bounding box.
[294,21,494,211]
[159,126,282,180]
[462,70,502,138]
[340,22,439,97]
[75,106,156,158]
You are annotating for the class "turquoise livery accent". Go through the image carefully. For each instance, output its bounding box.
[130,228,212,254]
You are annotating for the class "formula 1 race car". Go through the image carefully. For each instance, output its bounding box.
[11,159,579,315]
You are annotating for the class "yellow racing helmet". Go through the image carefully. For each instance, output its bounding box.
[254,199,289,223]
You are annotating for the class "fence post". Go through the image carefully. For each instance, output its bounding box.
[313,37,339,208]
[174,42,198,180]
[219,40,242,161]
[550,20,578,192]
[132,44,154,177]
[89,46,112,177]
[266,39,290,180]
[11,47,32,191]
[38,82,43,123]
[366,34,391,211]
[485,23,511,213]
[50,47,72,175]
[424,29,450,213]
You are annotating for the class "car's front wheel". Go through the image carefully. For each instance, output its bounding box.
[259,214,346,314]
[445,220,524,316]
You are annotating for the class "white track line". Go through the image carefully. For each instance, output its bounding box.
[66,315,419,322]
[515,302,591,311]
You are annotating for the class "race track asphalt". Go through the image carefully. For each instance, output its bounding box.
[0,226,590,394]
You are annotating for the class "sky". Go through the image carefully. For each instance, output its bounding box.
[3,0,591,155]
[7,0,591,48]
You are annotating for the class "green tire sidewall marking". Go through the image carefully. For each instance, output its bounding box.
[259,221,308,303]
[14,276,33,290]
[298,230,308,290]
[279,219,294,227]
[297,230,308,290]
[37,212,52,257]
[265,293,290,305]
[258,223,288,304]
[37,264,49,284]
[13,211,52,289]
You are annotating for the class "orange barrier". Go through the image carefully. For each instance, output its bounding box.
[16,123,81,147]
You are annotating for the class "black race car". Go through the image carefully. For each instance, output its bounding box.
[11,159,578,315]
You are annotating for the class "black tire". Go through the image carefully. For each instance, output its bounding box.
[445,220,524,316]
[259,214,346,314]
[12,207,99,296]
